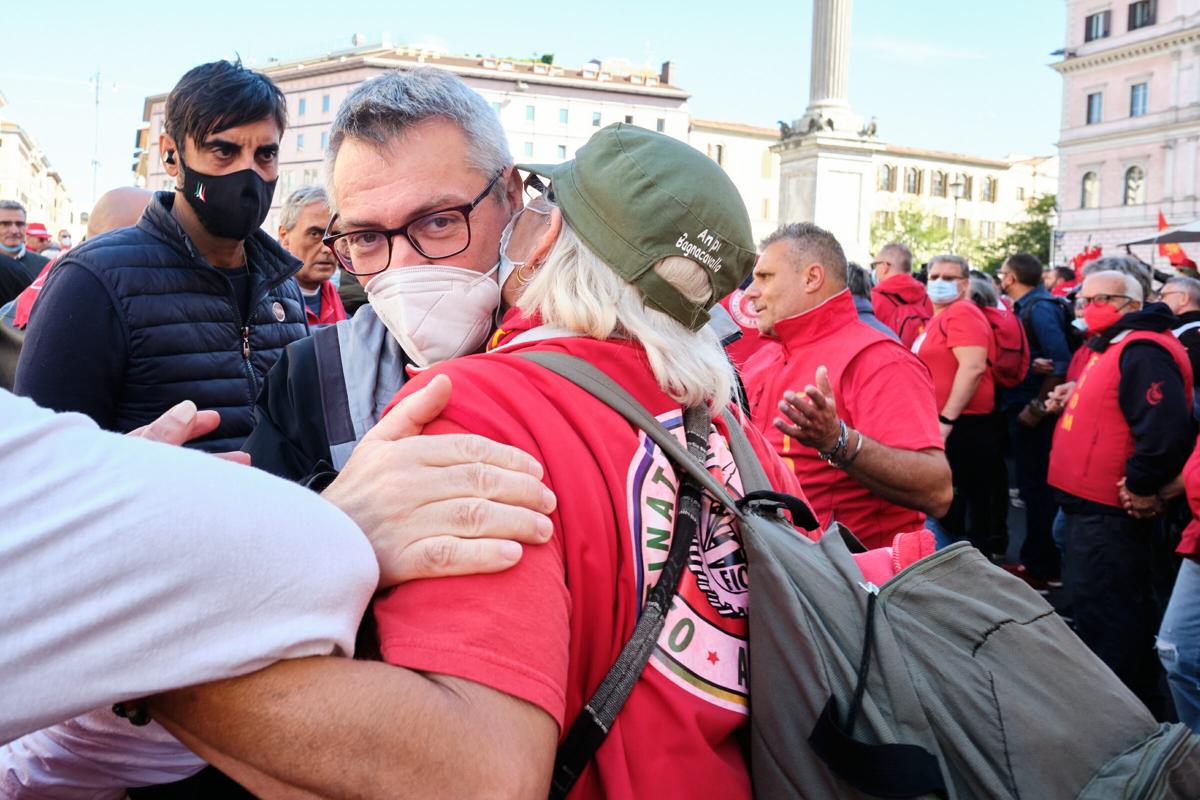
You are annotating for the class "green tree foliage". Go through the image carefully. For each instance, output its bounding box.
[979,193,1056,271]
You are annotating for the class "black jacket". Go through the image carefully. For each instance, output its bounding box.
[15,192,308,451]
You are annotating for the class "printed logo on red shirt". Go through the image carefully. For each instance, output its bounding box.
[1147,381,1164,406]
[628,412,749,715]
[726,289,759,330]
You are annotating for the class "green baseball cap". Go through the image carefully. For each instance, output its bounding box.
[518,123,757,331]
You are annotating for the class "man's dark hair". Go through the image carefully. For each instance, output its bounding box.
[1053,266,1076,282]
[760,222,848,286]
[846,261,872,299]
[1004,252,1042,287]
[165,59,287,151]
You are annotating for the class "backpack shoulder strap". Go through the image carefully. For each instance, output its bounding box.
[514,350,741,515]
[1173,320,1200,338]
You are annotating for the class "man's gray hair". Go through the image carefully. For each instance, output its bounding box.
[279,185,328,231]
[325,67,512,210]
[879,242,913,273]
[846,261,873,300]
[1082,255,1151,301]
[1166,275,1200,311]
[968,270,999,309]
[760,222,848,286]
[1086,269,1144,302]
[0,200,26,215]
[929,254,969,278]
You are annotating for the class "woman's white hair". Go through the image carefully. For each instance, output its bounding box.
[518,223,735,410]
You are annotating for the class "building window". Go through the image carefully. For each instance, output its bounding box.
[762,198,771,219]
[322,94,331,113]
[1130,82,1148,117]
[1017,187,1027,201]
[933,216,949,232]
[592,111,602,127]
[904,167,923,195]
[525,105,535,121]
[956,219,971,238]
[321,131,329,150]
[931,170,947,197]
[297,133,305,151]
[1085,10,1111,41]
[761,151,774,178]
[624,114,634,124]
[1128,0,1156,30]
[707,143,725,166]
[982,177,997,203]
[1081,171,1100,208]
[656,118,666,133]
[956,173,974,200]
[523,141,534,157]
[1123,165,1145,205]
[559,108,568,124]
[877,164,896,192]
[298,98,306,117]
[980,221,996,239]
[557,144,567,160]
[873,211,895,230]
[1086,92,1103,125]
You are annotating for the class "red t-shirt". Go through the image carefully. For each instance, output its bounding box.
[374,320,814,800]
[915,300,996,415]
[718,287,770,368]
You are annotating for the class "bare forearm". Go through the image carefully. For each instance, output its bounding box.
[845,437,953,518]
[149,657,555,800]
[943,364,986,419]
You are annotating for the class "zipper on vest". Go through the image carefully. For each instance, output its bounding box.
[242,326,251,360]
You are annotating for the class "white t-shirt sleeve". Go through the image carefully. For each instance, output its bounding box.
[0,389,380,744]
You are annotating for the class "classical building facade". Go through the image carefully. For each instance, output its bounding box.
[774,0,1057,263]
[1053,0,1200,265]
[689,119,780,243]
[137,45,691,232]
[0,93,76,234]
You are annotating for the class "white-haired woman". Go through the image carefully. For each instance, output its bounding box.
[371,125,816,799]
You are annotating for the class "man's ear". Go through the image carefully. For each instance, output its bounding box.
[160,133,180,178]
[277,226,289,248]
[804,262,826,294]
[503,167,523,214]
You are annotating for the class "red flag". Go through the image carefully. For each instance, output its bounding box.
[1071,245,1102,270]
[1158,211,1192,266]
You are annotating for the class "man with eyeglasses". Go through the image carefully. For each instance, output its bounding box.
[243,67,527,482]
[1047,269,1196,716]
[14,60,308,451]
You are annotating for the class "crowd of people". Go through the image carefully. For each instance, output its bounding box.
[1,57,1199,797]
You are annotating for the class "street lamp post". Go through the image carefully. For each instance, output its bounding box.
[949,177,965,253]
[1047,204,1060,268]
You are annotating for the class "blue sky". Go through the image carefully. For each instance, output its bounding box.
[4,0,1064,210]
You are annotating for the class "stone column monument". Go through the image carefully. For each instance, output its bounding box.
[773,0,882,262]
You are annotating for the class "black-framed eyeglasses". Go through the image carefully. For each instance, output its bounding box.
[1075,293,1132,310]
[322,168,505,276]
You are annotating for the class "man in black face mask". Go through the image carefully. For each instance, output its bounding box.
[15,60,308,450]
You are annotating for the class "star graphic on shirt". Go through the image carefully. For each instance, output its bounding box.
[706,651,720,665]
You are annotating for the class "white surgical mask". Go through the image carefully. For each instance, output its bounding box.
[1071,316,1089,334]
[366,264,500,368]
[927,278,960,305]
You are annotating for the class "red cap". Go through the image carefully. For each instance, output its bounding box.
[25,223,51,239]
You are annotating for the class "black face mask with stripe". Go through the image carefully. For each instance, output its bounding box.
[177,154,277,242]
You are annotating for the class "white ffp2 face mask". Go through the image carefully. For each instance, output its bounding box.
[365,264,501,368]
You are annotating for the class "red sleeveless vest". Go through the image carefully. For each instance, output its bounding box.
[1049,329,1194,507]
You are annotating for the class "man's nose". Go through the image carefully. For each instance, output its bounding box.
[385,233,426,270]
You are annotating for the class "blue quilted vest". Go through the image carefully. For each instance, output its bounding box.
[81,192,308,451]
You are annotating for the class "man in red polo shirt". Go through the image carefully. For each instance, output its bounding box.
[742,223,951,548]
